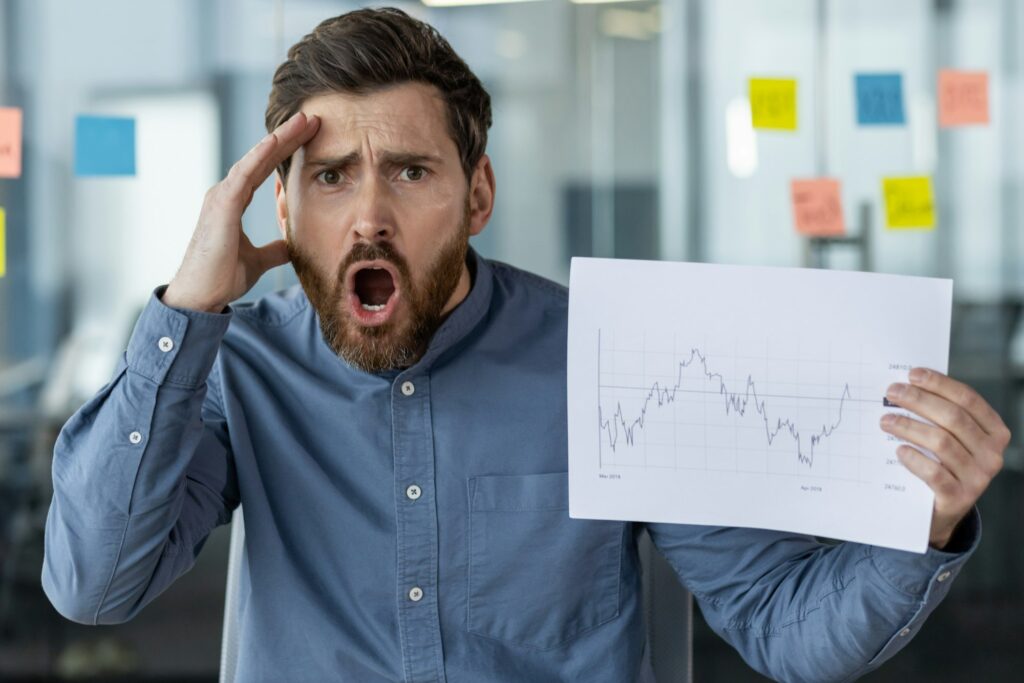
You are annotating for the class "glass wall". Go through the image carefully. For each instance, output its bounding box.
[0,0,1020,679]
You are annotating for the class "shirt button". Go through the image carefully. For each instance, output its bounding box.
[129,431,143,444]
[401,381,415,396]
[936,570,952,583]
[158,337,174,353]
[408,586,423,602]
[406,484,422,501]
[898,627,911,637]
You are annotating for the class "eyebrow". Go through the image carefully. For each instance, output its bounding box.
[303,151,444,169]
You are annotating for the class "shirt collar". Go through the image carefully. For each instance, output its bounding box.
[400,245,493,376]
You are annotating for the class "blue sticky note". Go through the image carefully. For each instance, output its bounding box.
[855,74,905,125]
[74,115,136,176]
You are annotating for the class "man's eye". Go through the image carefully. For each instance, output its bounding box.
[400,166,426,182]
[317,169,342,185]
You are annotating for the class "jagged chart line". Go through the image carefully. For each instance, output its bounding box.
[598,333,852,469]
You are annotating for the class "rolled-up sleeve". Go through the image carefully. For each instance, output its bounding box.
[645,509,980,683]
[42,285,239,625]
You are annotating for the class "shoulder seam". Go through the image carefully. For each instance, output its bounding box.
[232,290,309,329]
[489,260,568,300]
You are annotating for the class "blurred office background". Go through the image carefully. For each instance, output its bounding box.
[0,0,1021,680]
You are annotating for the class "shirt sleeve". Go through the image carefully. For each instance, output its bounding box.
[645,509,981,683]
[42,284,240,625]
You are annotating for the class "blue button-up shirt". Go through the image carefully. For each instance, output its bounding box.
[43,248,978,682]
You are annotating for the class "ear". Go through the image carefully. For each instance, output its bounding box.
[274,173,289,240]
[467,155,495,237]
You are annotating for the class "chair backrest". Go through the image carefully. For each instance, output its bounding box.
[219,510,693,683]
[219,506,246,683]
[638,526,694,683]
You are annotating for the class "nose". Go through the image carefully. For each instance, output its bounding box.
[351,175,396,243]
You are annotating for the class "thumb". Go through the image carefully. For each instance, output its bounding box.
[256,239,291,272]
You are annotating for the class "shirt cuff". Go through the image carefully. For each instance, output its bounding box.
[868,506,981,597]
[125,284,232,389]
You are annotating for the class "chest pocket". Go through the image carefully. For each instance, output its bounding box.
[466,471,623,650]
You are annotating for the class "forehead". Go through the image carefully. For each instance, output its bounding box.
[300,82,456,159]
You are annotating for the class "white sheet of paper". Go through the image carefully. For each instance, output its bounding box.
[568,257,953,553]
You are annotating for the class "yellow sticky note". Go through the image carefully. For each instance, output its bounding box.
[883,176,935,229]
[749,78,798,130]
[0,207,6,278]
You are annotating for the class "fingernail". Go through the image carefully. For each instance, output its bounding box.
[909,368,927,383]
[881,414,897,427]
[887,383,906,399]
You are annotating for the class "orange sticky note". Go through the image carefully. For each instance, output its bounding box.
[749,78,798,130]
[0,207,6,278]
[791,178,845,236]
[0,108,23,178]
[938,70,989,127]
[883,176,936,229]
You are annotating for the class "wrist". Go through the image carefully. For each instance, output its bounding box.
[161,284,225,314]
[929,512,973,553]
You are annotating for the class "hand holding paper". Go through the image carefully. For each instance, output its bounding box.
[880,368,1009,549]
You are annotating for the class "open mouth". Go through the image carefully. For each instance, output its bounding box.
[346,261,401,326]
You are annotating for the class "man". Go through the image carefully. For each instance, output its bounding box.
[42,7,1008,683]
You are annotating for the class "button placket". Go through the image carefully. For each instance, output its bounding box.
[392,373,445,681]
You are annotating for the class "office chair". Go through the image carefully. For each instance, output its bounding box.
[220,507,693,683]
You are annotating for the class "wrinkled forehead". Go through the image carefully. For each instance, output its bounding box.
[298,84,457,162]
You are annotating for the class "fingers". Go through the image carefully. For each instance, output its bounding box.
[895,444,977,548]
[895,444,961,502]
[881,413,986,491]
[886,375,1007,478]
[221,112,320,206]
[907,367,1011,443]
[252,113,321,185]
[885,380,988,456]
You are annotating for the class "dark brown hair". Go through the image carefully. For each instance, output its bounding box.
[265,6,492,181]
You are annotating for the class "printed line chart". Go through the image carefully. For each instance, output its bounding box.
[596,328,879,483]
[567,257,953,552]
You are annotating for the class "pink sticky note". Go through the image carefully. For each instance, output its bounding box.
[0,108,22,178]
[791,178,845,236]
[938,70,989,127]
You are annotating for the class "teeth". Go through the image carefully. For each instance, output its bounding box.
[361,303,386,312]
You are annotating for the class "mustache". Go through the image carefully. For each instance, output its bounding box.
[336,241,411,282]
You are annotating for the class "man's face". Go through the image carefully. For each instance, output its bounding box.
[275,83,494,372]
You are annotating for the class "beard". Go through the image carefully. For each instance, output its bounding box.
[287,203,471,373]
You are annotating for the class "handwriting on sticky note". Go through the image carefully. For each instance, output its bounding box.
[74,115,137,176]
[855,74,905,126]
[749,78,797,130]
[883,177,935,229]
[938,70,989,127]
[0,207,6,278]
[791,178,845,236]
[0,108,23,178]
